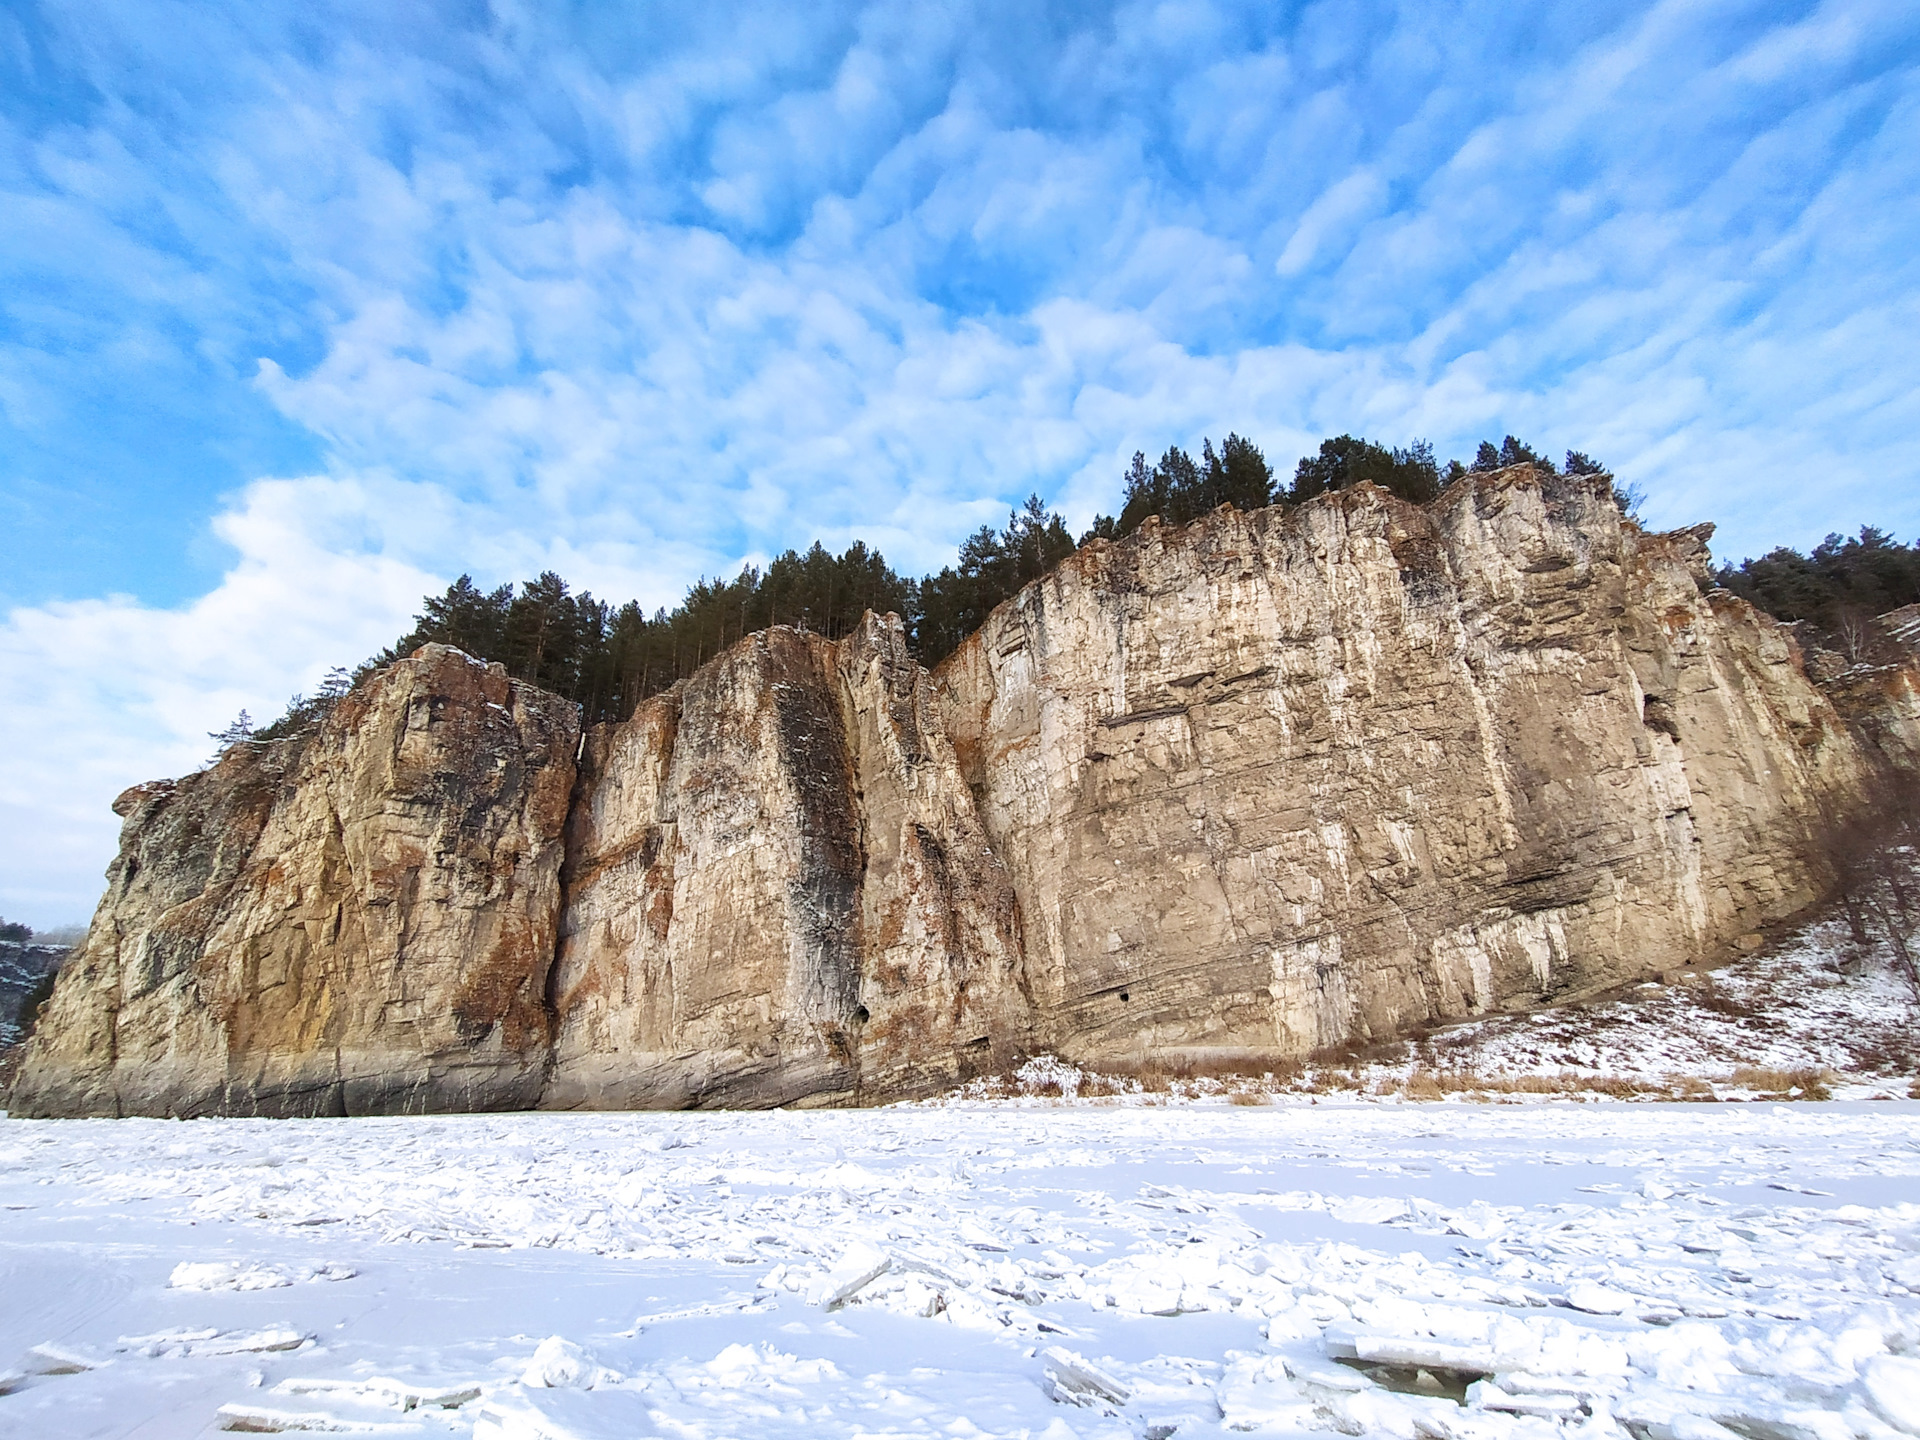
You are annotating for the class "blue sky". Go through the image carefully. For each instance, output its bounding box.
[4,0,1919,925]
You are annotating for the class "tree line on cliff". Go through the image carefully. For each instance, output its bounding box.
[228,432,1917,743]
[1712,529,1920,664]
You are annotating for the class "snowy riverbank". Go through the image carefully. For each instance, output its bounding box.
[2,1102,1917,1438]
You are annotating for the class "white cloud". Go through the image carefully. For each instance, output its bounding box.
[6,0,1920,925]
[1275,168,1387,277]
[0,476,440,924]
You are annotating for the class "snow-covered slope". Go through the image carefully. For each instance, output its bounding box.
[1400,914,1918,1094]
[0,942,62,1049]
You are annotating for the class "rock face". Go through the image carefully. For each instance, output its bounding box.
[12,469,1912,1116]
[544,617,1029,1108]
[9,646,578,1117]
[935,470,1876,1066]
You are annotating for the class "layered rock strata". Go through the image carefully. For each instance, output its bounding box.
[12,468,1909,1116]
[936,469,1876,1068]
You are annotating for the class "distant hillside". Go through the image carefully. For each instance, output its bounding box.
[0,937,65,1050]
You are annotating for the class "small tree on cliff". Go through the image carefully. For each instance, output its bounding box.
[208,710,255,756]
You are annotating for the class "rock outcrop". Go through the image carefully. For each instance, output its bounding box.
[936,470,1874,1068]
[543,617,1028,1109]
[1813,604,1920,773]
[9,646,578,1117]
[12,468,1913,1116]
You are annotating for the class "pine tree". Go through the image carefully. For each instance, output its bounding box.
[209,710,255,756]
[1470,435,1551,472]
[1290,435,1439,504]
[1213,433,1275,511]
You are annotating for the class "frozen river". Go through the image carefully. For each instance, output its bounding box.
[2,1099,1917,1438]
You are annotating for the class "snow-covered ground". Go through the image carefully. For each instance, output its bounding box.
[2,1101,1918,1440]
[3,915,1918,1438]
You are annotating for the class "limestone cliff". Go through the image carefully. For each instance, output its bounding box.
[9,646,578,1117]
[11,468,1909,1116]
[543,616,1029,1109]
[936,469,1875,1068]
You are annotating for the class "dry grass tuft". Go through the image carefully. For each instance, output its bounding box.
[1382,1068,1687,1101]
[1727,1065,1836,1100]
[952,1044,1867,1108]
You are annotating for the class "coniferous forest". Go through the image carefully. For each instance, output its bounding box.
[232,434,1919,745]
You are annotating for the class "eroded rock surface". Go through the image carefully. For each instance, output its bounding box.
[544,616,1028,1108]
[9,645,578,1117]
[935,469,1876,1067]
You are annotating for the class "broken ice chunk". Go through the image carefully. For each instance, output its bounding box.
[1330,1195,1410,1226]
[1466,1377,1586,1418]
[276,1375,483,1411]
[171,1261,292,1291]
[1642,1419,1746,1440]
[1217,1353,1323,1431]
[169,1261,356,1291]
[121,1327,308,1358]
[1040,1345,1129,1407]
[518,1336,619,1390]
[1861,1354,1920,1435]
[23,1342,104,1375]
[803,1241,891,1310]
[215,1402,417,1433]
[1563,1282,1635,1315]
[1327,1384,1468,1440]
[197,1329,311,1357]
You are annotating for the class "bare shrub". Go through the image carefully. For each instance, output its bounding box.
[1692,977,1761,1018]
[1815,771,1920,1004]
[1402,1071,1448,1101]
